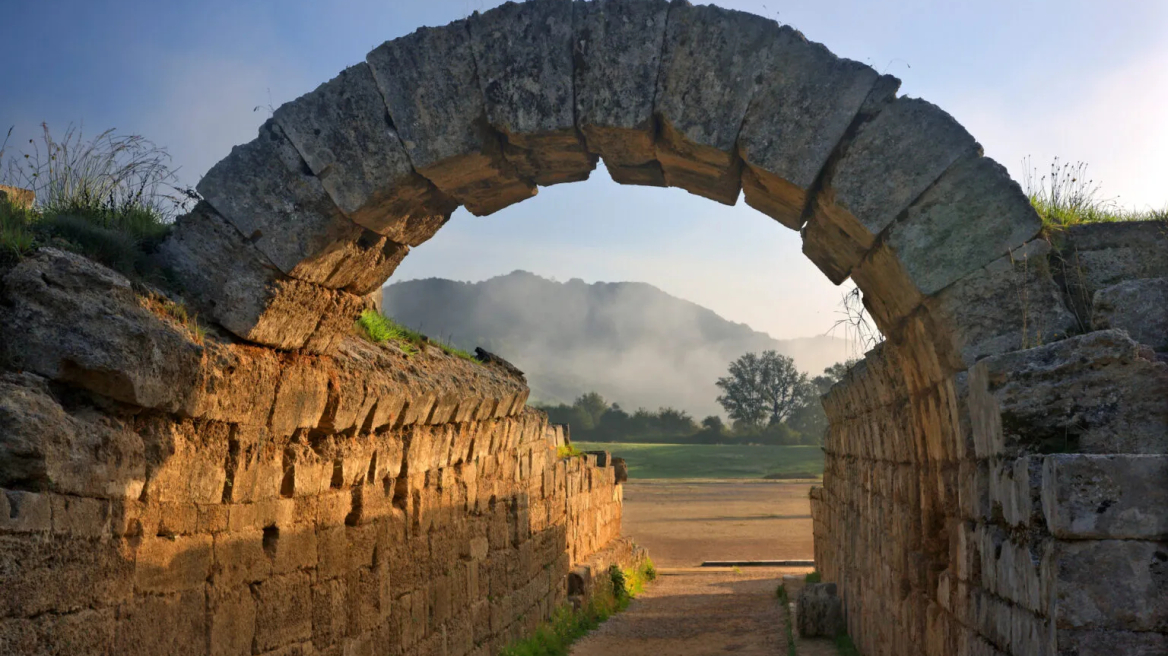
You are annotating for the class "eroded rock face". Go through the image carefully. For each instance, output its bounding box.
[0,249,203,411]
[970,329,1168,455]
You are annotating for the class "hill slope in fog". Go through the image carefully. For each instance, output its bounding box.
[381,271,852,417]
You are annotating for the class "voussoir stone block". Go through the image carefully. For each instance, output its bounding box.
[469,0,597,186]
[198,120,393,289]
[654,1,786,204]
[573,0,670,185]
[273,62,456,245]
[969,329,1168,456]
[920,239,1077,370]
[367,19,536,216]
[160,203,366,353]
[852,156,1043,328]
[739,32,895,229]
[803,97,981,283]
[1042,454,1168,540]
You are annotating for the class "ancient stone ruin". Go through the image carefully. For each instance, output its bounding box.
[1,0,1164,654]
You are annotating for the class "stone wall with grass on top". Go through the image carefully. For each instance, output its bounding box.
[0,248,634,656]
[811,222,1167,656]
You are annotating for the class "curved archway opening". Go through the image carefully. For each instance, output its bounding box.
[152,1,1082,652]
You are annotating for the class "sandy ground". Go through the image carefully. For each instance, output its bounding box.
[620,480,817,567]
[570,568,798,656]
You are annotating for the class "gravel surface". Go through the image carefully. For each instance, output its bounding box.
[570,568,801,656]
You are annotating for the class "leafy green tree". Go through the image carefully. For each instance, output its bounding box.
[572,391,609,430]
[716,350,806,428]
[787,359,859,444]
[655,407,698,435]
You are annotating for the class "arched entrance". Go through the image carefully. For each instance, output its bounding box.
[157,1,1081,652]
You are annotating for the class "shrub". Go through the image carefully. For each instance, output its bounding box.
[805,570,822,584]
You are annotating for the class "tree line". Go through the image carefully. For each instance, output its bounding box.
[537,351,855,446]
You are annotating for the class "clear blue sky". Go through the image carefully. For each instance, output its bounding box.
[4,0,1165,339]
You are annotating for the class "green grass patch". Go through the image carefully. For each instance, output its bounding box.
[776,583,789,604]
[1024,157,1167,232]
[556,444,584,460]
[1,123,186,280]
[355,309,478,361]
[805,571,822,584]
[499,559,656,656]
[572,442,824,480]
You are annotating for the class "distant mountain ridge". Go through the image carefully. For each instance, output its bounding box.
[381,271,852,417]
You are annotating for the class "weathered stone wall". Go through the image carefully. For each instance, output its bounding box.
[0,250,636,656]
[811,223,1168,656]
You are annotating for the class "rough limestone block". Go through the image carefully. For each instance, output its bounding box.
[1058,221,1168,322]
[0,248,204,412]
[572,0,670,185]
[0,373,146,499]
[160,203,367,352]
[654,2,785,204]
[0,534,134,617]
[0,184,35,209]
[803,97,981,283]
[209,586,257,656]
[273,62,455,244]
[269,360,330,437]
[367,19,536,215]
[851,156,1042,328]
[1091,277,1168,350]
[138,419,229,504]
[797,582,846,637]
[134,534,213,594]
[0,490,51,534]
[252,573,314,652]
[198,120,382,286]
[1042,455,1168,540]
[113,589,207,656]
[1047,539,1168,632]
[739,33,894,229]
[921,239,1077,370]
[469,0,596,186]
[970,330,1168,456]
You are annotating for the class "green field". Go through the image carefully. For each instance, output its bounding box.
[573,442,824,480]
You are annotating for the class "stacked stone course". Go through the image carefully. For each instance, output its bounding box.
[0,250,636,656]
[812,226,1167,656]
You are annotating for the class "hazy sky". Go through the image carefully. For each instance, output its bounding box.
[3,0,1165,339]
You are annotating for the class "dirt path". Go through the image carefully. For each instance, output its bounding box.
[621,481,815,567]
[570,568,798,656]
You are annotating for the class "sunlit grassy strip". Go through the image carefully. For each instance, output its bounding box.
[1031,194,1167,231]
[499,560,657,656]
[355,310,477,361]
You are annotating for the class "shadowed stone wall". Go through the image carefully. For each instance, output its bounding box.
[811,225,1168,656]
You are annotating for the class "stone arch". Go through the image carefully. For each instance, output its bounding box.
[161,0,1073,371]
